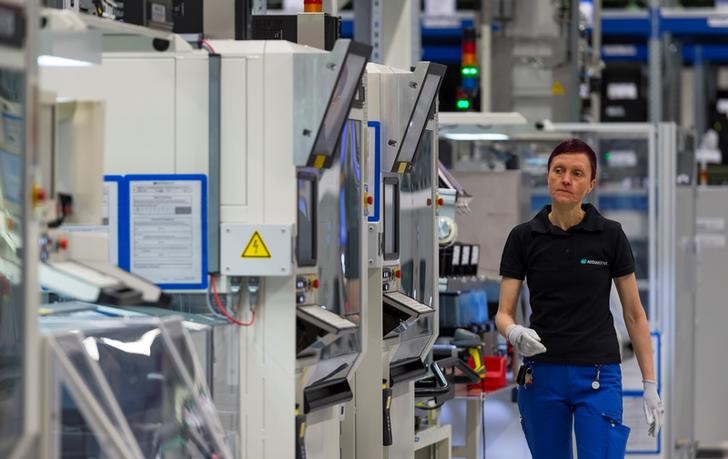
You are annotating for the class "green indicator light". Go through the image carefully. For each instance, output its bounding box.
[604,152,611,161]
[456,99,471,110]
[461,66,479,76]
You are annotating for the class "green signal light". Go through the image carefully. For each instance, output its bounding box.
[456,99,471,110]
[461,66,479,76]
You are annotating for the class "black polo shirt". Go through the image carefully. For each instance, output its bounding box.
[499,204,635,365]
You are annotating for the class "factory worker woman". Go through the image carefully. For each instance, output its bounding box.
[495,139,663,458]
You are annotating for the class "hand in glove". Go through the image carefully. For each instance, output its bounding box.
[643,380,664,438]
[505,324,547,357]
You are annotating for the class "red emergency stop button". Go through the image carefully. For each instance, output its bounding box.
[32,185,46,206]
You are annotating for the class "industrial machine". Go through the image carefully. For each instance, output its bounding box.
[38,315,231,459]
[346,61,447,459]
[0,1,39,458]
[206,37,371,459]
[41,22,372,457]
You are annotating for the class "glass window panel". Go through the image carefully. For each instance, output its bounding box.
[0,4,27,452]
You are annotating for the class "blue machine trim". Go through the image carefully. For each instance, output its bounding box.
[115,176,131,271]
[121,174,208,290]
[662,16,728,35]
[340,17,477,43]
[368,121,381,223]
[104,175,125,268]
[341,19,354,38]
[594,10,728,37]
[599,17,652,37]
[422,45,461,64]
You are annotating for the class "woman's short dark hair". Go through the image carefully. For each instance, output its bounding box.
[547,138,597,181]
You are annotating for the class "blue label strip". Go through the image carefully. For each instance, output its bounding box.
[120,174,208,290]
[368,121,381,223]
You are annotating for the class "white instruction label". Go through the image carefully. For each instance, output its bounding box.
[452,245,461,266]
[461,245,471,266]
[129,179,203,286]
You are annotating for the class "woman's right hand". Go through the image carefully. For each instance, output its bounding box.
[506,324,547,357]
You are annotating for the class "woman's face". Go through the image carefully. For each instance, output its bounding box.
[547,152,596,206]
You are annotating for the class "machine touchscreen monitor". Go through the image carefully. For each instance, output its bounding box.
[308,41,371,167]
[296,171,318,267]
[383,176,399,260]
[393,63,446,169]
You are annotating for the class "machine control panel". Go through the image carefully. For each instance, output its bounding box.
[296,274,319,305]
[382,266,401,292]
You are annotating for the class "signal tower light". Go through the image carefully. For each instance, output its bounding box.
[456,88,471,111]
[304,0,323,12]
[459,27,479,111]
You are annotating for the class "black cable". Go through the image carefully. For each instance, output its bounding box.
[414,401,447,411]
[481,393,487,459]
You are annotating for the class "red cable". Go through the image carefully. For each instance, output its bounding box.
[210,275,256,327]
[201,39,217,54]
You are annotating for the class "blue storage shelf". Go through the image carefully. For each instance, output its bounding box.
[341,9,728,64]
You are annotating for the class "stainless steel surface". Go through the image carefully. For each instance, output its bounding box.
[297,14,327,50]
[391,131,436,365]
[694,187,728,446]
[208,55,221,273]
[293,40,348,167]
[300,119,364,387]
[379,62,428,172]
[203,0,236,39]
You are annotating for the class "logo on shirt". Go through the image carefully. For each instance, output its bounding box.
[581,258,608,266]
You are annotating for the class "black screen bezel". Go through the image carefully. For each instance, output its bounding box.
[296,170,318,267]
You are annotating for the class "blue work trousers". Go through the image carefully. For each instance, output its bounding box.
[517,361,630,459]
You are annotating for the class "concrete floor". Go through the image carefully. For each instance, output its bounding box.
[439,387,531,459]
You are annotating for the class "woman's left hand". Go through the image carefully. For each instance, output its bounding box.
[643,380,664,437]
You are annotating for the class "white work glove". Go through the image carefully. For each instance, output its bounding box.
[505,324,547,357]
[643,380,664,437]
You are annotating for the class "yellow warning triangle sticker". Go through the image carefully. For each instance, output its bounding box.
[241,231,272,258]
[551,81,565,95]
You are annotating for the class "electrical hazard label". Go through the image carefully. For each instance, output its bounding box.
[241,231,272,258]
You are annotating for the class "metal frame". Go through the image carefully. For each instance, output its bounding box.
[43,335,142,459]
[545,122,696,458]
[2,1,41,457]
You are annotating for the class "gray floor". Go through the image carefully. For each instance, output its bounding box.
[439,387,531,459]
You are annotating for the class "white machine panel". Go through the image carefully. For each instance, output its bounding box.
[220,223,293,276]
